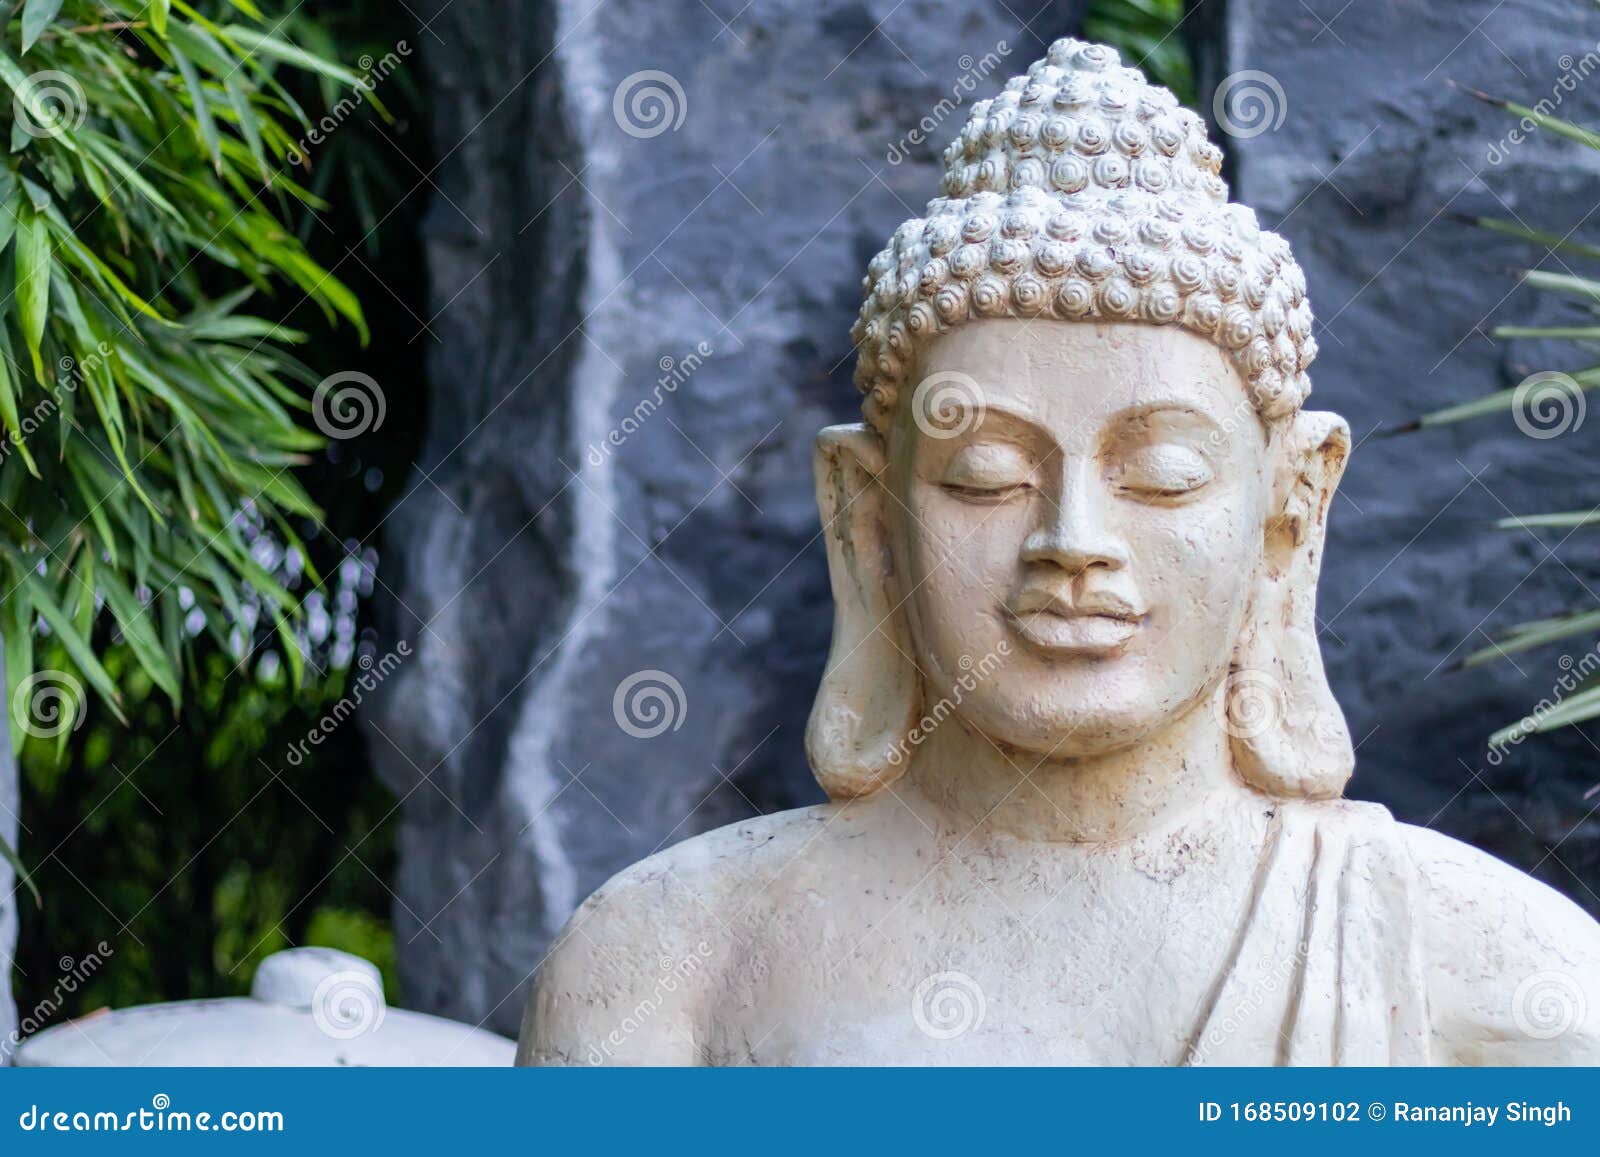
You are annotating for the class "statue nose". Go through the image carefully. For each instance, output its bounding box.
[1020,471,1129,574]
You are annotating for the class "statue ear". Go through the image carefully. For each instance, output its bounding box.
[805,424,921,800]
[1228,410,1355,800]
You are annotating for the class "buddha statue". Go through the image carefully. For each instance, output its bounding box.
[518,39,1600,1066]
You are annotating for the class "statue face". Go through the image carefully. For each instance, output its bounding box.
[885,320,1276,759]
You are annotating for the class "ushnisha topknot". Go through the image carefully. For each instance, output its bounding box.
[852,38,1314,432]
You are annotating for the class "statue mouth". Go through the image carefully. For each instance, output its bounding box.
[1004,590,1145,656]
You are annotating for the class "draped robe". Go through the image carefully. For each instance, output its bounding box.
[1184,799,1431,1065]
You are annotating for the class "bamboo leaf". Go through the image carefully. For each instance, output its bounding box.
[0,318,38,477]
[1473,216,1600,262]
[0,53,78,153]
[0,168,19,256]
[1490,684,1600,746]
[64,457,117,568]
[222,70,267,179]
[171,40,223,171]
[77,136,183,221]
[272,605,303,689]
[0,0,386,799]
[1496,510,1600,530]
[1493,325,1600,339]
[219,25,365,88]
[22,573,125,724]
[99,569,180,703]
[1415,375,1600,427]
[1520,269,1600,304]
[0,833,38,906]
[1502,97,1600,151]
[19,0,65,55]
[1464,609,1600,666]
[5,579,33,757]
[14,205,49,382]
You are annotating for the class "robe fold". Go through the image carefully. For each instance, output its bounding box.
[1185,799,1431,1065]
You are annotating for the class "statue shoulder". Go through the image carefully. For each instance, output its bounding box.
[1399,822,1600,1063]
[516,804,835,1065]
[582,802,842,928]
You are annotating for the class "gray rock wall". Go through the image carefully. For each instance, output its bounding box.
[371,0,1066,1033]
[1222,0,1600,911]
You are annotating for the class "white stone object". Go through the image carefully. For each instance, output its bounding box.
[19,948,514,1067]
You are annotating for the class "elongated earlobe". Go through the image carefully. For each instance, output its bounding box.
[1228,410,1355,800]
[805,424,921,800]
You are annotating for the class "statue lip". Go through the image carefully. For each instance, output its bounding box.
[1004,590,1145,655]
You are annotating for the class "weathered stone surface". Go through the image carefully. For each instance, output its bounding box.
[1221,0,1600,914]
[370,0,1060,1032]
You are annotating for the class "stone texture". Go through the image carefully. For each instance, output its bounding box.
[369,0,1064,1033]
[1219,0,1600,915]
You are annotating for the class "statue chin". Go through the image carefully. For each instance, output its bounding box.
[916,674,1223,765]
[516,36,1600,1069]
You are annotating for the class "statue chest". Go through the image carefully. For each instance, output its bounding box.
[702,861,1247,1066]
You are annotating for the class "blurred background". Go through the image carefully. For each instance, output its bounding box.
[6,0,1600,1042]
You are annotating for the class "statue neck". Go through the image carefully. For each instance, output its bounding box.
[903,684,1251,844]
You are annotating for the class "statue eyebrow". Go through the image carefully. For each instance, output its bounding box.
[924,399,1051,442]
[1105,401,1223,431]
[977,401,1048,431]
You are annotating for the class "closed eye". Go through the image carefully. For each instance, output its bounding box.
[1111,442,1214,498]
[940,442,1037,500]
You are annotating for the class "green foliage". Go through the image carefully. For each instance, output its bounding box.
[0,0,365,758]
[19,642,398,1011]
[13,0,421,1020]
[1087,0,1194,106]
[271,7,418,255]
[1414,82,1600,742]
